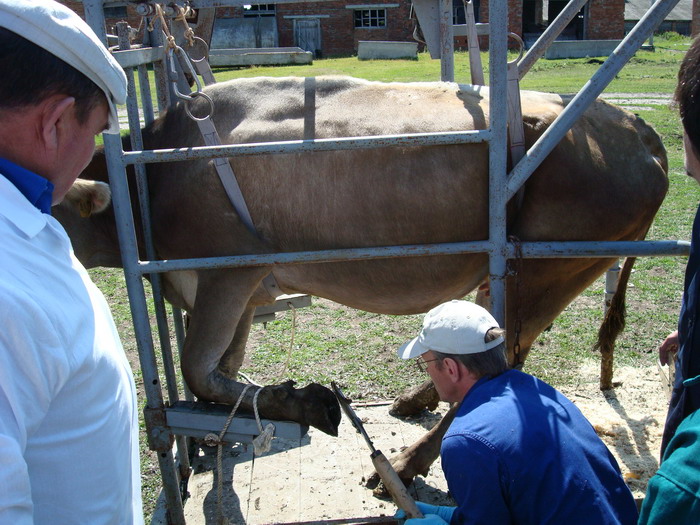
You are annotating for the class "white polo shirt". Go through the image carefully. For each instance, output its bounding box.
[0,174,143,524]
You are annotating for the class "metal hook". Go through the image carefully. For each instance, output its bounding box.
[507,32,525,65]
[167,45,203,101]
[184,91,215,122]
[187,36,210,64]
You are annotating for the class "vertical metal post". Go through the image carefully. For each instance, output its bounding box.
[465,0,485,85]
[82,0,108,44]
[488,0,509,327]
[440,0,455,81]
[117,21,192,491]
[103,133,186,525]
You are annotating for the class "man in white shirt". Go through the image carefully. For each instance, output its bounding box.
[0,1,143,523]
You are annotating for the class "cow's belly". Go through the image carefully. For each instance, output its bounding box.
[274,253,488,314]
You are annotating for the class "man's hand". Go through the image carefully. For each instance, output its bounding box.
[395,502,456,524]
[659,330,679,366]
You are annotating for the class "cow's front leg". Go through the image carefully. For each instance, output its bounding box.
[218,304,256,378]
[181,268,341,436]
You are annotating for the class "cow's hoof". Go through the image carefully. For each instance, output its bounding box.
[389,380,440,417]
[260,381,341,436]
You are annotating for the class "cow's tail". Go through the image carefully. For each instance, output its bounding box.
[595,257,636,390]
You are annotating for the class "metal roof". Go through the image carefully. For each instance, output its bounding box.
[624,0,692,21]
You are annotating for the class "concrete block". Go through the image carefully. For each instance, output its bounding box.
[544,39,622,60]
[357,40,418,60]
[208,47,313,67]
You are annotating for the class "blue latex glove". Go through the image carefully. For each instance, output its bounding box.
[405,514,449,525]
[394,502,456,523]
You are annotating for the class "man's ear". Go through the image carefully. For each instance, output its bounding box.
[442,357,463,383]
[40,95,75,156]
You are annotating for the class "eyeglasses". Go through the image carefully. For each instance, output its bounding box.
[415,357,441,373]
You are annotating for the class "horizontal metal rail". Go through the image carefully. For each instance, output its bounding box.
[133,240,690,275]
[121,129,492,164]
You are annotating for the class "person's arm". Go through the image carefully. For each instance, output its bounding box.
[659,330,679,366]
[441,433,510,524]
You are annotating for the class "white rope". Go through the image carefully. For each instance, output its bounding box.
[204,384,253,525]
[203,384,275,524]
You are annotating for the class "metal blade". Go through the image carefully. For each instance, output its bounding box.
[331,381,376,452]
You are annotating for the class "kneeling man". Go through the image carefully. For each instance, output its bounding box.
[397,300,637,525]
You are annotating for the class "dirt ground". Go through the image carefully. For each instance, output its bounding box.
[556,360,670,500]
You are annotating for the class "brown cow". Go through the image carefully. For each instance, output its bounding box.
[54,76,668,484]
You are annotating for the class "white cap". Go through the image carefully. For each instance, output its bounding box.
[0,0,126,133]
[398,300,504,359]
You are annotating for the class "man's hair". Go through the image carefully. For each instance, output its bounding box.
[676,36,700,156]
[0,28,105,124]
[433,327,509,379]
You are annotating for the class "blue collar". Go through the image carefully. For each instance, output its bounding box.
[0,158,54,214]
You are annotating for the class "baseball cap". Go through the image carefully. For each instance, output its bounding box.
[0,0,127,133]
[398,300,504,359]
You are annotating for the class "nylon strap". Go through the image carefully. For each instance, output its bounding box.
[195,116,257,234]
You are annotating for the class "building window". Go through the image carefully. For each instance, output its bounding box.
[243,4,276,17]
[104,6,128,18]
[354,9,387,28]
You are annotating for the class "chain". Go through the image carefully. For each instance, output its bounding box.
[508,235,524,368]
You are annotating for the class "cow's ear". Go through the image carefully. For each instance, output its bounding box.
[63,179,111,217]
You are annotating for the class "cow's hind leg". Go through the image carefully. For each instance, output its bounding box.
[181,268,340,435]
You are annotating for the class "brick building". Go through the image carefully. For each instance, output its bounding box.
[62,1,632,57]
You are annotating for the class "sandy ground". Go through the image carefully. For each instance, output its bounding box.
[153,359,671,524]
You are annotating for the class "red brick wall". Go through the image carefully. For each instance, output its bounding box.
[276,0,414,56]
[59,1,626,56]
[478,1,524,36]
[64,1,142,37]
[587,0,624,40]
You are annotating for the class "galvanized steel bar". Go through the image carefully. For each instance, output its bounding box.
[487,0,509,327]
[82,0,108,44]
[121,129,491,165]
[516,240,691,258]
[119,23,192,485]
[505,0,681,203]
[440,0,455,81]
[138,64,156,126]
[118,23,183,418]
[112,47,165,69]
[102,133,186,525]
[137,241,493,273]
[518,0,589,80]
[132,239,690,275]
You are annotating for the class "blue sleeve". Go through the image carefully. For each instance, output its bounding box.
[441,433,511,524]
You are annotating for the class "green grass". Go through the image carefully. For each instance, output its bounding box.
[90,31,695,518]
